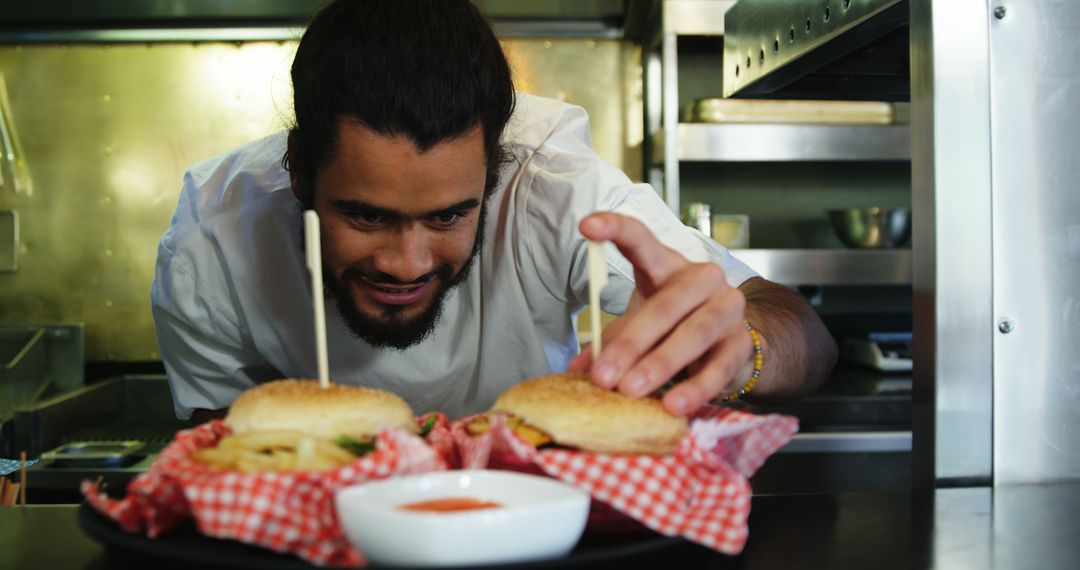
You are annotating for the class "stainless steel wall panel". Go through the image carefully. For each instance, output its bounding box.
[0,40,642,361]
[989,0,1080,484]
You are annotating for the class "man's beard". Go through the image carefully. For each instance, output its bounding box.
[323,204,486,350]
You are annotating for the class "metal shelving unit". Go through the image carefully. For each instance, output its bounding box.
[640,0,912,286]
[651,123,910,162]
[724,0,1080,492]
[731,248,910,286]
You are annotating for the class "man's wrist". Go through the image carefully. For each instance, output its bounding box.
[720,321,763,402]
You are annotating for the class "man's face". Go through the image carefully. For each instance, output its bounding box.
[296,120,488,349]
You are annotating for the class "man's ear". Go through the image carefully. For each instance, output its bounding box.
[286,131,312,207]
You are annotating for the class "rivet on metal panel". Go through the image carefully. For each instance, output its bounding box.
[825,6,831,23]
[789,27,796,43]
[843,0,851,10]
[806,18,812,33]
[994,6,1007,19]
[998,319,1015,334]
[102,94,111,103]
[103,146,112,156]
[759,49,765,64]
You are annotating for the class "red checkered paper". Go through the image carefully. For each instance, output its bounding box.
[452,405,797,554]
[82,414,451,567]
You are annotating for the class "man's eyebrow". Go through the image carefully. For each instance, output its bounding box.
[329,198,480,219]
[426,198,481,218]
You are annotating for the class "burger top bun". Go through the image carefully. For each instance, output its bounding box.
[492,373,688,455]
[225,379,419,439]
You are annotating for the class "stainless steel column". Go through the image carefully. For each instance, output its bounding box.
[910,0,994,492]
[988,0,1080,485]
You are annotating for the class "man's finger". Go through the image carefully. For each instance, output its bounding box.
[615,287,745,398]
[580,213,685,290]
[662,325,754,415]
[591,263,732,390]
[590,266,719,389]
[569,313,632,380]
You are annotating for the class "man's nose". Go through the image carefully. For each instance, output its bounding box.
[373,224,435,283]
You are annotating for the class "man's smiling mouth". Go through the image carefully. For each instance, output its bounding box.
[361,279,431,306]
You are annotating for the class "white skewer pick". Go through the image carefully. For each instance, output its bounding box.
[303,210,330,389]
[587,240,608,362]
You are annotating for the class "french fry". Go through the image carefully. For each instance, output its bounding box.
[310,438,359,465]
[193,447,240,470]
[218,430,304,451]
[194,430,362,472]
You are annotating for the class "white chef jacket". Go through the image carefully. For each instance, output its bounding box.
[151,93,758,420]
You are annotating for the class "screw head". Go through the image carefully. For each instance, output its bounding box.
[998,319,1015,334]
[994,6,1007,19]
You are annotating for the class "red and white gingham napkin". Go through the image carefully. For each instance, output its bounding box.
[82,414,450,567]
[451,405,797,554]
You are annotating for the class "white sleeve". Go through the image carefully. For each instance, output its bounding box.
[520,105,759,315]
[151,230,281,420]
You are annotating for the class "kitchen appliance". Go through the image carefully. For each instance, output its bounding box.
[1,324,84,424]
[40,441,145,467]
[842,332,913,372]
[11,374,187,502]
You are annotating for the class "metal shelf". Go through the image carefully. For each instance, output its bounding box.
[652,122,910,162]
[731,248,911,286]
[723,0,909,100]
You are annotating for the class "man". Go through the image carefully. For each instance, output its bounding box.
[151,0,837,423]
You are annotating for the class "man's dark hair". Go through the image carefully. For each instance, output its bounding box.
[285,0,516,204]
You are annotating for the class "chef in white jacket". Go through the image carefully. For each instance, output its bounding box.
[151,0,837,422]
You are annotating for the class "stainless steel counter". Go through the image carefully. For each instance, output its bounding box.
[4,483,1078,569]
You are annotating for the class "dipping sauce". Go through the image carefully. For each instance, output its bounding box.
[399,497,502,513]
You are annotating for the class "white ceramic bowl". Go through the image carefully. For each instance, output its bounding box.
[334,470,590,567]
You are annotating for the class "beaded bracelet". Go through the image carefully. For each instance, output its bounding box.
[721,321,763,402]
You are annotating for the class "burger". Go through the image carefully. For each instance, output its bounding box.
[468,373,688,455]
[194,379,429,472]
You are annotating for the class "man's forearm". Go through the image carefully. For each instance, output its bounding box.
[738,277,838,403]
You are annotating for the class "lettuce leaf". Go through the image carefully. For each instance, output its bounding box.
[418,415,437,438]
[335,436,375,457]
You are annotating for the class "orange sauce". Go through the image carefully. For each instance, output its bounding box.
[399,497,502,513]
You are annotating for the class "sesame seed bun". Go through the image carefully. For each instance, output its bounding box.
[491,373,688,455]
[225,379,418,440]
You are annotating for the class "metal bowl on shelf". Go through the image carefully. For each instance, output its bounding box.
[827,207,911,249]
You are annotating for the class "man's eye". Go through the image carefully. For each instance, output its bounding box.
[351,212,383,226]
[432,213,464,226]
